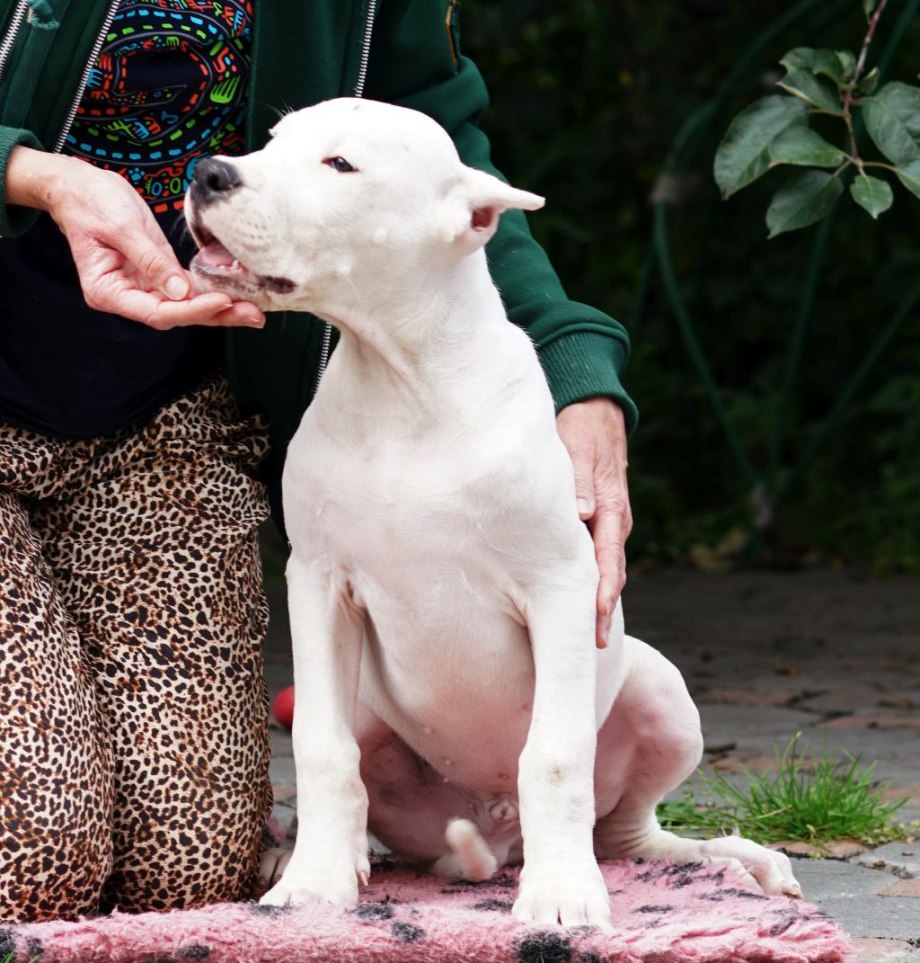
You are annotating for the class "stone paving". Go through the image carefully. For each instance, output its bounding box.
[262,568,920,962]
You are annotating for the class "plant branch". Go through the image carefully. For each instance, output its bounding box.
[860,160,899,173]
[854,0,888,86]
[840,1,888,167]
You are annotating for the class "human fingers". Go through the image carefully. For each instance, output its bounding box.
[556,398,632,647]
[103,288,265,330]
[590,488,630,648]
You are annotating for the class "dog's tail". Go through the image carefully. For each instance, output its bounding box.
[432,818,498,882]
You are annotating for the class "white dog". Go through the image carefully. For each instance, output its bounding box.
[186,98,801,930]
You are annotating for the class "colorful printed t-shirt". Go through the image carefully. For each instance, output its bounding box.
[66,0,253,235]
[0,0,255,439]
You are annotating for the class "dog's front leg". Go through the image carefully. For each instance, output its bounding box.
[261,553,369,908]
[513,582,613,931]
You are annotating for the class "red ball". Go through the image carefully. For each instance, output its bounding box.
[273,685,295,729]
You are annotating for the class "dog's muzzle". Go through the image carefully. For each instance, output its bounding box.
[186,158,296,300]
[190,157,243,208]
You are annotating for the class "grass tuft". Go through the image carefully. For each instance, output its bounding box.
[2,948,41,962]
[657,734,912,851]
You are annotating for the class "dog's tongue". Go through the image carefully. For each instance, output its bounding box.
[196,240,239,269]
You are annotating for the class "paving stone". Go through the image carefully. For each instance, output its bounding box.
[881,878,920,897]
[695,687,798,707]
[826,840,869,858]
[882,788,920,805]
[800,690,919,714]
[771,840,867,858]
[697,703,818,751]
[851,937,919,962]
[788,855,894,897]
[268,752,296,787]
[855,842,920,879]
[709,754,786,773]
[271,783,297,803]
[823,715,920,731]
[787,845,920,939]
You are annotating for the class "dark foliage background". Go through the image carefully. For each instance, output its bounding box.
[460,0,920,572]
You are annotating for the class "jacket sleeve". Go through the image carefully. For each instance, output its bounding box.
[0,125,43,237]
[363,0,638,433]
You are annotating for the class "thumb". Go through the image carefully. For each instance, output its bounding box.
[120,220,192,302]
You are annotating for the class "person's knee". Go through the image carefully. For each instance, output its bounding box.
[104,790,270,911]
[0,822,112,922]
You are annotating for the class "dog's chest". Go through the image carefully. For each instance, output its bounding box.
[282,369,580,623]
[288,413,539,573]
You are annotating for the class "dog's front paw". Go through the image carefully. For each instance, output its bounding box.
[513,859,613,931]
[259,852,371,909]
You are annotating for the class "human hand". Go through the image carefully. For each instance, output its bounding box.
[555,398,632,648]
[5,146,265,330]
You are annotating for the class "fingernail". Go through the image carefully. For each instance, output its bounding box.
[576,498,592,517]
[244,315,265,327]
[165,275,189,300]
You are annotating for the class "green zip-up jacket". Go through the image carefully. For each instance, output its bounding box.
[0,0,638,501]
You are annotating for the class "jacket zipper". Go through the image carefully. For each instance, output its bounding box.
[315,0,378,384]
[0,0,28,84]
[353,0,377,98]
[52,0,120,153]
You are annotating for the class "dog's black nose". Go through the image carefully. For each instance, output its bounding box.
[191,157,243,205]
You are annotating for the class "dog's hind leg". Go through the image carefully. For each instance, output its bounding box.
[358,708,509,877]
[592,637,802,898]
[430,819,499,881]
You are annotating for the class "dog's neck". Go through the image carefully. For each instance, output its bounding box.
[320,251,507,377]
[309,249,532,429]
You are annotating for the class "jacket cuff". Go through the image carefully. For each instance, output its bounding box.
[0,126,43,238]
[538,331,639,435]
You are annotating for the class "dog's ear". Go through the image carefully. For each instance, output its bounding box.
[441,169,544,253]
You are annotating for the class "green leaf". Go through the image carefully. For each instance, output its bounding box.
[863,0,877,18]
[778,68,842,112]
[715,95,808,198]
[769,127,846,168]
[894,159,920,199]
[778,48,854,88]
[808,48,851,86]
[836,50,856,82]
[863,82,920,165]
[766,170,844,237]
[850,174,893,218]
[858,66,880,96]
[779,47,815,71]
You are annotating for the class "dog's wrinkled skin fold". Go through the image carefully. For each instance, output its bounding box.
[186,98,801,929]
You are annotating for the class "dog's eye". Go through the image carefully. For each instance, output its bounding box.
[324,156,357,173]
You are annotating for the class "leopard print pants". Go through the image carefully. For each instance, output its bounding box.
[0,375,273,923]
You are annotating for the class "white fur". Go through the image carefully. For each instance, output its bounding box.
[186,98,801,929]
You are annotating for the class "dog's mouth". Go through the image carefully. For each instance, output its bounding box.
[189,220,295,298]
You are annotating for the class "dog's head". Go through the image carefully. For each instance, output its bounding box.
[185,98,544,315]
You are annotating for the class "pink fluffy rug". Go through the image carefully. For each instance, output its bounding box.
[1,857,852,963]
